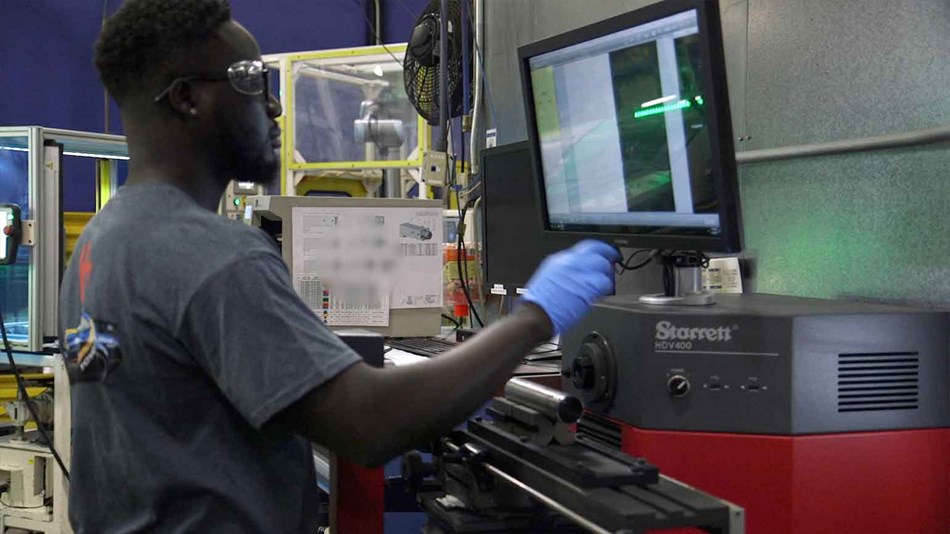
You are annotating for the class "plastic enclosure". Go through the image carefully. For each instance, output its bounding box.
[264,45,432,197]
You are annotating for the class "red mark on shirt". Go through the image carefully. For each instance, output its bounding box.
[79,242,93,304]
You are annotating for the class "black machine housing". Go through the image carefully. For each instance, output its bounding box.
[562,293,950,435]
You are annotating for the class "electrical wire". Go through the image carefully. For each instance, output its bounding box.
[0,308,70,482]
[441,313,462,329]
[460,120,466,182]
[0,496,49,510]
[455,184,484,328]
[102,0,112,133]
[455,173,481,327]
[349,0,404,65]
[616,249,655,275]
[394,0,417,17]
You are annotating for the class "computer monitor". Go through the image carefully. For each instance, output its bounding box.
[481,141,563,290]
[519,0,741,253]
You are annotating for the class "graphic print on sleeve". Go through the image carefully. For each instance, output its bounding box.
[64,312,122,382]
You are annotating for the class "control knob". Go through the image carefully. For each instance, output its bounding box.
[667,375,690,398]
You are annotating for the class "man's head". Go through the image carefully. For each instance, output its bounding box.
[95,0,281,185]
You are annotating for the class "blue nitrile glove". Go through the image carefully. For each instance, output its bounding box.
[520,240,621,335]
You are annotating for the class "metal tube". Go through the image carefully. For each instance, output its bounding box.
[735,124,950,165]
[675,266,703,296]
[504,378,583,423]
[469,0,483,174]
[374,0,382,46]
[461,0,470,117]
[436,0,450,152]
[384,169,402,198]
[482,462,612,534]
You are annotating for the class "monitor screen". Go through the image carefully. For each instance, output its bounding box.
[520,0,740,252]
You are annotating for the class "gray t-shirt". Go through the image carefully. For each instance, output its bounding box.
[58,182,362,533]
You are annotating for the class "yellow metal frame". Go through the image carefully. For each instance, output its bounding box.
[64,212,94,260]
[282,44,429,177]
[96,159,114,210]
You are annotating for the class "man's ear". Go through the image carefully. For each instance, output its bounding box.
[165,79,200,119]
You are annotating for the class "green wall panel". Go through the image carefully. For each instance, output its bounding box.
[740,148,950,304]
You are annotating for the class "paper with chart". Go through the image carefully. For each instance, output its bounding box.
[291,206,443,327]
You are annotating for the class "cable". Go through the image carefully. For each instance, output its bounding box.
[460,121,466,183]
[441,313,462,329]
[616,249,655,275]
[394,0,417,17]
[349,0,404,66]
[0,496,48,510]
[102,0,113,133]
[0,308,70,482]
[456,176,482,327]
[455,185,484,328]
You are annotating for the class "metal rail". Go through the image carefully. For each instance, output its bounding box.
[482,460,612,534]
[735,124,950,165]
[7,352,58,369]
[444,441,612,534]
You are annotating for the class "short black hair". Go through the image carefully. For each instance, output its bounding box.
[95,0,232,103]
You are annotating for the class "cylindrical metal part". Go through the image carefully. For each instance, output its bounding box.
[504,378,583,423]
[436,0,450,151]
[384,169,402,198]
[675,266,703,296]
[736,124,950,165]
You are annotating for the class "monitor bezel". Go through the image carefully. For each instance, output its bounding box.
[518,0,742,253]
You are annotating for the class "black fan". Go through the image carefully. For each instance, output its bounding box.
[404,0,472,127]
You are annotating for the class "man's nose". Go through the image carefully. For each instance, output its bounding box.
[267,93,282,118]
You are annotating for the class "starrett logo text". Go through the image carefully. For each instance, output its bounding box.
[654,321,736,350]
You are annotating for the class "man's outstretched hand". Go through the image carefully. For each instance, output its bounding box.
[520,239,621,335]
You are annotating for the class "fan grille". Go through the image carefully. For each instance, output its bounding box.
[404,0,471,125]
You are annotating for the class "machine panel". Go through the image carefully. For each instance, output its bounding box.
[562,293,950,435]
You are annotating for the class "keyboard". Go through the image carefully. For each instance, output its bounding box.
[387,337,457,358]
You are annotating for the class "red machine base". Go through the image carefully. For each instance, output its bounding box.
[621,425,950,534]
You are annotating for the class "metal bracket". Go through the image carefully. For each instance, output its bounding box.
[20,220,34,246]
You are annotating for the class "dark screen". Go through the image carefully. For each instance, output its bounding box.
[481,142,562,289]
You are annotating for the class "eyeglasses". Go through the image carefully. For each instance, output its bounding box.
[154,60,270,103]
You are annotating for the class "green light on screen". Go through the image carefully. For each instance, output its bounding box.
[634,99,691,119]
[694,95,704,105]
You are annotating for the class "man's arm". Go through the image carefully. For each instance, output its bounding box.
[276,240,620,466]
[279,303,551,466]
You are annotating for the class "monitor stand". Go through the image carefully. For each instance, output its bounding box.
[639,252,716,306]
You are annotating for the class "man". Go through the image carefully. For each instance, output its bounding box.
[58,0,620,532]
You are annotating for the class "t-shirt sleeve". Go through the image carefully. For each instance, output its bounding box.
[177,251,363,429]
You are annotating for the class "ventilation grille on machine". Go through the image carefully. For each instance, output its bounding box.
[577,413,622,450]
[838,352,920,413]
